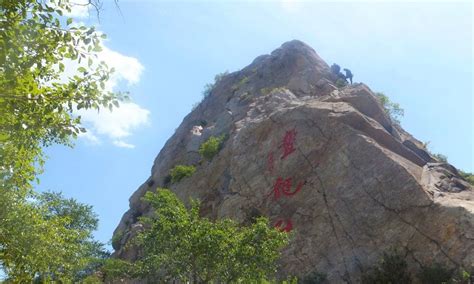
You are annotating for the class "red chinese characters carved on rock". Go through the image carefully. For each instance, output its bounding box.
[268,177,304,200]
[281,129,297,159]
[274,219,293,232]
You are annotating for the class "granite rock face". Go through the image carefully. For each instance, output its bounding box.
[113,40,473,282]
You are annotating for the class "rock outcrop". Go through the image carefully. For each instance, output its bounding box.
[113,40,473,282]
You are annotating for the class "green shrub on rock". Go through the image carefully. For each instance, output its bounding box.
[335,78,347,88]
[459,170,474,186]
[361,249,412,284]
[199,135,226,160]
[432,153,448,163]
[374,92,405,124]
[299,271,327,284]
[418,263,453,284]
[170,165,196,183]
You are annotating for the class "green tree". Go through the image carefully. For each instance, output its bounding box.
[374,92,404,124]
[1,0,125,193]
[1,0,119,280]
[0,190,108,282]
[107,189,289,283]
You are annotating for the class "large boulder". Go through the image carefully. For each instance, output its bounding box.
[112,40,473,282]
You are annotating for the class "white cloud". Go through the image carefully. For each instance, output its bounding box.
[57,40,144,92]
[77,102,150,149]
[280,0,304,13]
[77,130,101,145]
[100,46,144,91]
[113,140,136,149]
[56,33,148,148]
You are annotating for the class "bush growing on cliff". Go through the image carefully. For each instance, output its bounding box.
[199,135,226,160]
[111,231,124,250]
[374,92,405,124]
[108,189,289,283]
[418,263,453,284]
[299,270,327,283]
[361,249,412,284]
[432,153,448,163]
[459,170,474,186]
[170,165,196,183]
[335,78,348,88]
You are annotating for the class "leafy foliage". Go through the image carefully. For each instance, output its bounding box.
[102,258,137,282]
[107,189,289,282]
[299,271,327,284]
[260,87,273,96]
[231,75,249,91]
[199,134,226,160]
[418,263,453,284]
[0,0,125,193]
[0,0,117,281]
[459,170,474,186]
[111,230,124,250]
[432,153,448,163]
[170,165,196,183]
[335,78,347,88]
[0,190,108,282]
[374,92,405,124]
[361,249,412,284]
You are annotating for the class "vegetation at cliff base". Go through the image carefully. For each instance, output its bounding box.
[103,189,290,282]
[0,190,108,282]
[362,249,471,284]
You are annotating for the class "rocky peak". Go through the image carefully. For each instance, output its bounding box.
[113,40,473,282]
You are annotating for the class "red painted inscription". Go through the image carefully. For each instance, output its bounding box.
[268,177,304,200]
[274,219,293,232]
[281,129,297,159]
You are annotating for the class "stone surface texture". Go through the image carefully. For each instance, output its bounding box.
[112,40,473,282]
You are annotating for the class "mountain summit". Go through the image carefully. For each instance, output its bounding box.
[113,40,473,281]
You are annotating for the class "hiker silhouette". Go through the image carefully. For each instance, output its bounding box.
[343,68,353,84]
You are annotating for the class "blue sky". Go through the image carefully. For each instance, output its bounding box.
[39,0,473,248]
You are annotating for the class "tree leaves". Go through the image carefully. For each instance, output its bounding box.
[106,189,290,282]
[0,0,120,281]
[0,0,122,192]
[0,190,108,282]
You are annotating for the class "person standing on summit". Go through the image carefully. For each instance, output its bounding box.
[343,68,353,84]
